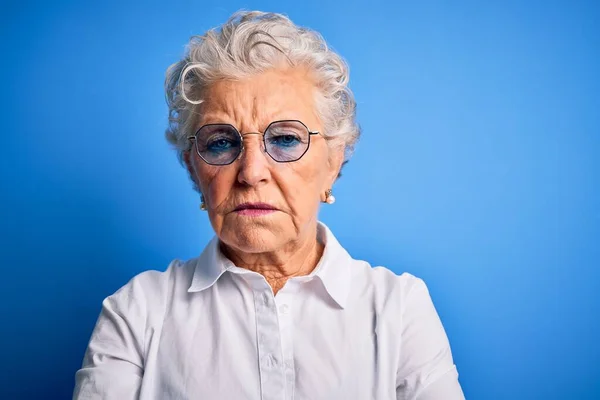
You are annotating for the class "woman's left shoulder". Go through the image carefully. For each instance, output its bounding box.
[348,260,432,311]
[353,259,425,291]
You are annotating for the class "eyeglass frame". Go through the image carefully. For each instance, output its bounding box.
[187,119,321,166]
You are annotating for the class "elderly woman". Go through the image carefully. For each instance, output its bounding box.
[73,11,464,400]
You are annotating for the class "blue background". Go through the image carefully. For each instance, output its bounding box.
[1,0,599,398]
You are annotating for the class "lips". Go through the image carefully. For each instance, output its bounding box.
[234,202,278,212]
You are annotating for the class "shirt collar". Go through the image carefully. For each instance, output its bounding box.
[187,235,234,293]
[188,221,352,309]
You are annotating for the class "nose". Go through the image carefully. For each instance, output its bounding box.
[236,134,271,187]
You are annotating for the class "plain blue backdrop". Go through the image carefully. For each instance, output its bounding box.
[1,0,599,398]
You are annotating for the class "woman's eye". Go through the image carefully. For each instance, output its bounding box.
[269,134,300,147]
[207,138,234,151]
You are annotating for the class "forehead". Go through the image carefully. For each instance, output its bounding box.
[198,68,321,131]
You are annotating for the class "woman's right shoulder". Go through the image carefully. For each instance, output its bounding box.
[121,258,197,292]
[103,257,199,318]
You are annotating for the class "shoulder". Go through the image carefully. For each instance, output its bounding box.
[350,260,428,305]
[369,266,427,297]
[347,259,437,326]
[113,258,196,296]
[103,258,197,319]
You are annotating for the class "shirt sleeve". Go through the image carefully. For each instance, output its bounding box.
[396,277,465,400]
[73,278,148,400]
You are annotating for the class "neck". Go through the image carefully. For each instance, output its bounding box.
[220,226,324,294]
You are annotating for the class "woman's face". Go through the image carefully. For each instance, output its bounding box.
[184,68,343,253]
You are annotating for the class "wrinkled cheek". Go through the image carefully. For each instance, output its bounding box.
[200,168,236,207]
[288,185,321,225]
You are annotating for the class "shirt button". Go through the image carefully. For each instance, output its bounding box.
[265,354,277,368]
[279,304,289,314]
[262,293,270,306]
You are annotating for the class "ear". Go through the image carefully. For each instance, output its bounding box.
[326,146,345,188]
[183,149,192,170]
[183,150,201,192]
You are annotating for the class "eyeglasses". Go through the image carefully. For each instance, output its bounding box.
[188,120,320,165]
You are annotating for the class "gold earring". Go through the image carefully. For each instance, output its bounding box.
[324,189,335,204]
[200,194,207,211]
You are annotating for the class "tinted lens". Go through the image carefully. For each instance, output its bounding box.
[195,124,241,165]
[264,121,310,162]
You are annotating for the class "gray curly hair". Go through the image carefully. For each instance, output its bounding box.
[164,11,360,173]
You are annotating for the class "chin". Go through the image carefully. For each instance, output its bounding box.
[219,219,288,253]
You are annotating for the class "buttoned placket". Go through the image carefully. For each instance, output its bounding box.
[237,271,294,400]
[274,284,296,400]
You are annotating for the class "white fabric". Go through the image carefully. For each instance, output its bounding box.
[74,222,464,399]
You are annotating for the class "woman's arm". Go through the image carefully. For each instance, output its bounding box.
[73,279,147,399]
[396,278,465,400]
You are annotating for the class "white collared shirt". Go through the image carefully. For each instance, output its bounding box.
[73,223,464,400]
